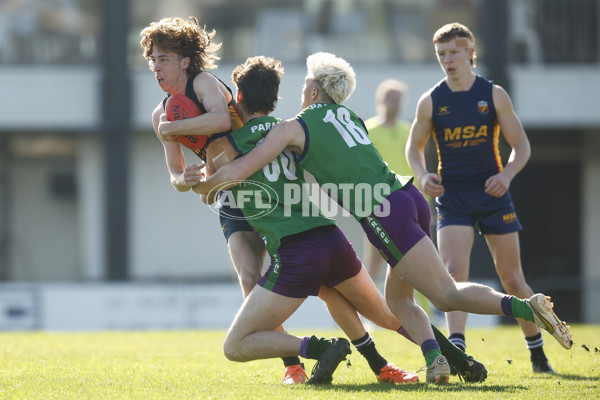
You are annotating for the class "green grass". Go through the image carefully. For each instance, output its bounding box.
[0,325,598,399]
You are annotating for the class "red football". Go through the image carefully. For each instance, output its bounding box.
[165,94,207,151]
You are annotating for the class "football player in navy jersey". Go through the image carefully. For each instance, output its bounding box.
[406,22,555,374]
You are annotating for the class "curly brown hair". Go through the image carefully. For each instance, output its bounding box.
[140,16,221,77]
[232,56,284,115]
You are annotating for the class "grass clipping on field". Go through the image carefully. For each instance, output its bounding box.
[0,325,598,400]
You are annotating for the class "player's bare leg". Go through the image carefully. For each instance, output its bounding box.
[362,237,386,287]
[487,232,556,373]
[224,286,351,384]
[224,286,305,361]
[438,225,474,341]
[227,231,305,381]
[227,231,266,297]
[319,271,418,383]
[393,236,505,315]
[392,236,572,349]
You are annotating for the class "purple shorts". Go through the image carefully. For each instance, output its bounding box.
[258,225,362,298]
[360,183,431,267]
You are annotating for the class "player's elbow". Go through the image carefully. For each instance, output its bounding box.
[199,192,215,204]
[171,181,190,192]
[215,114,232,132]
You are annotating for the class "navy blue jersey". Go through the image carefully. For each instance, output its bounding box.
[430,75,502,191]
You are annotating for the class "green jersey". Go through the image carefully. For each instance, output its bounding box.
[296,103,412,221]
[225,116,335,254]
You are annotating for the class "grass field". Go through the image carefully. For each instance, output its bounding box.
[1,324,598,399]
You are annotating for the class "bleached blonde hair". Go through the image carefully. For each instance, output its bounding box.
[306,52,356,104]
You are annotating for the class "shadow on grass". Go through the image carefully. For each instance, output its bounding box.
[553,373,598,381]
[290,382,529,393]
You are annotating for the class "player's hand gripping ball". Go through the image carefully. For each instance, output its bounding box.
[164,94,207,150]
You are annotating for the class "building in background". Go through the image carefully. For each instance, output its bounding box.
[0,0,599,327]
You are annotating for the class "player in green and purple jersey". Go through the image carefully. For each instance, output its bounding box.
[190,55,491,384]
[192,52,573,384]
[193,55,419,384]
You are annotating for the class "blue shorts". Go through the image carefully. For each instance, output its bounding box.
[218,202,253,241]
[360,183,431,267]
[435,189,523,235]
[258,225,362,298]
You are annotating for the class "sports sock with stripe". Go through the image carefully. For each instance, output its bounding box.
[526,332,548,362]
[421,339,442,367]
[351,333,387,374]
[501,295,534,322]
[448,332,466,352]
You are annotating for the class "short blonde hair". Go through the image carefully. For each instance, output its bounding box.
[306,52,356,104]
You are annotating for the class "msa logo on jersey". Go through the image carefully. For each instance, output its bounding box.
[444,125,489,145]
[503,212,517,224]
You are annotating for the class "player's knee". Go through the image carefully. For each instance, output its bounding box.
[500,276,518,293]
[446,263,469,282]
[239,274,259,295]
[499,273,529,296]
[223,338,244,362]
[430,297,453,313]
[427,287,458,312]
[238,267,261,294]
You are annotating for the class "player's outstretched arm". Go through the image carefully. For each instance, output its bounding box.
[192,119,304,195]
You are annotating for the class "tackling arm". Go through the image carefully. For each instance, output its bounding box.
[191,118,304,195]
